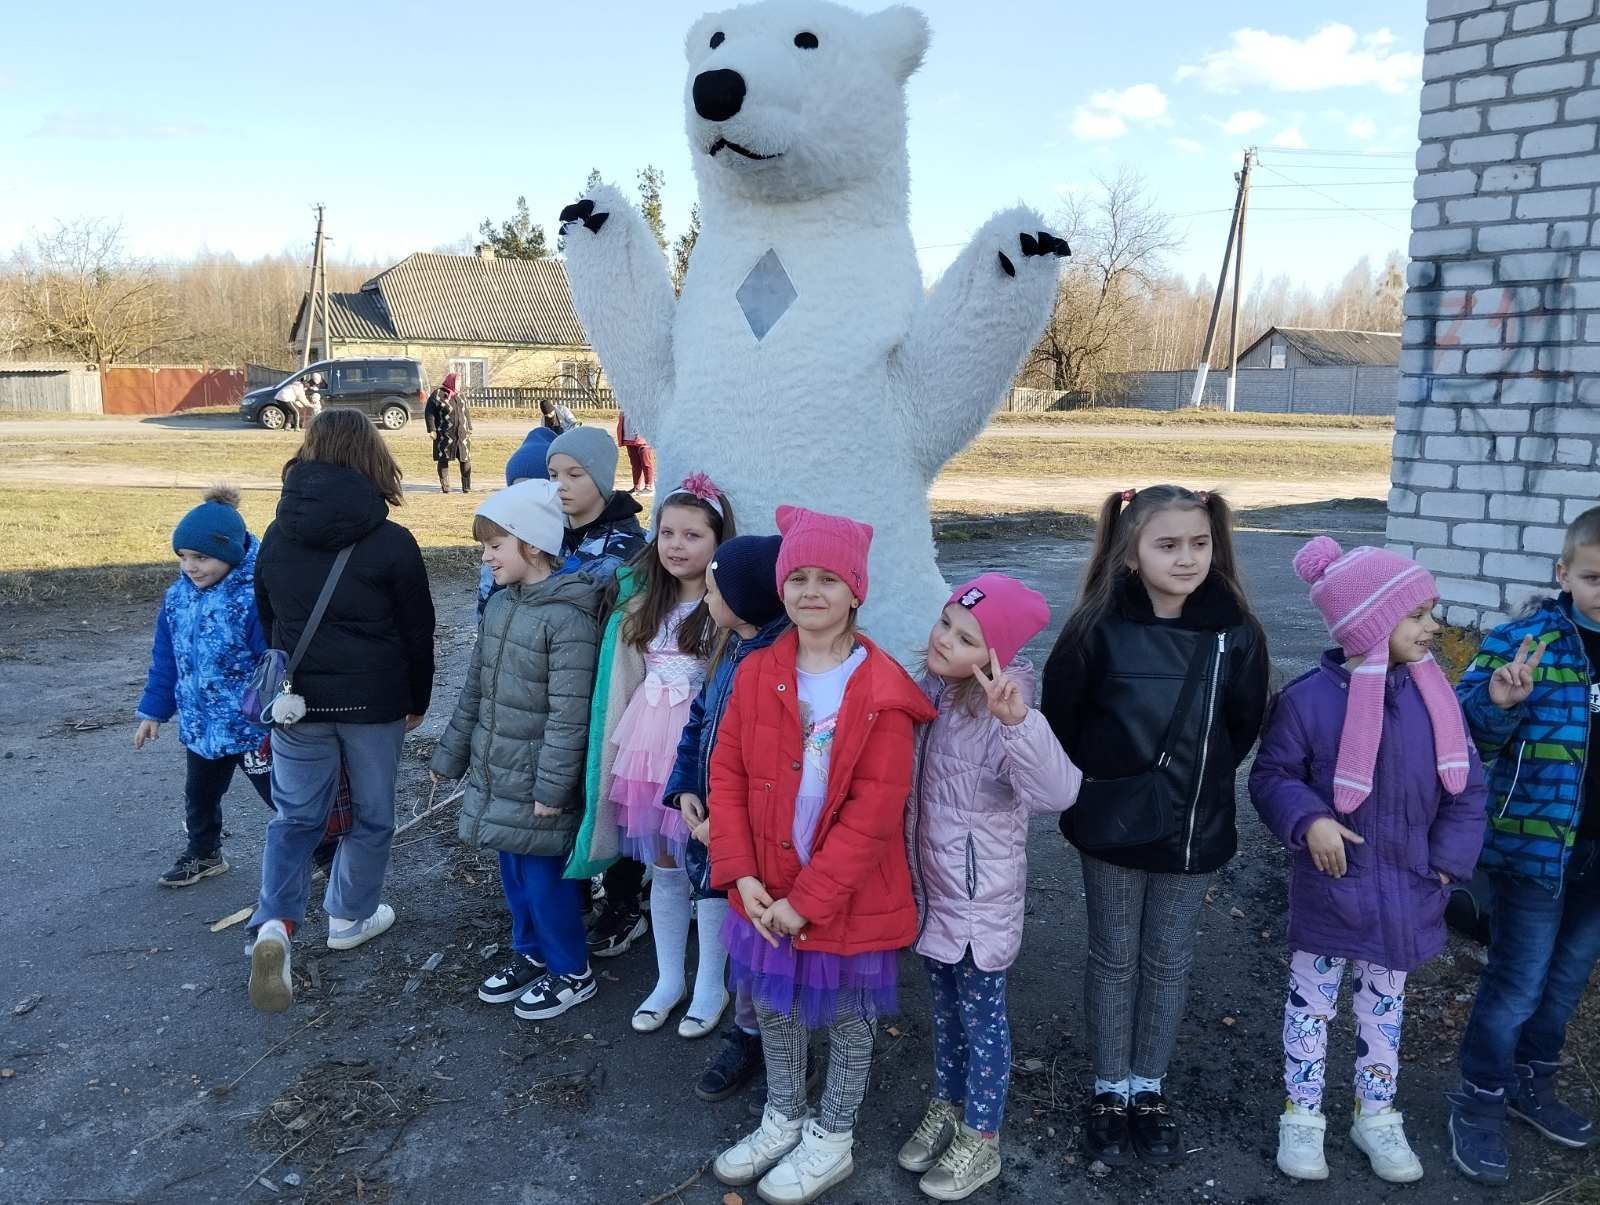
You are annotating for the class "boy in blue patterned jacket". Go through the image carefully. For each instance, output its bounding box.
[135,488,275,888]
[1449,506,1600,1183]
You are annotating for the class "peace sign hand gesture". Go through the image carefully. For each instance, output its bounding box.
[973,649,1028,727]
[1488,635,1546,711]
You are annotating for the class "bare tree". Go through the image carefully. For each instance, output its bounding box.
[1021,171,1181,397]
[6,219,180,363]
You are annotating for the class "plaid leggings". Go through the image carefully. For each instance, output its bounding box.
[1081,854,1213,1082]
[756,994,878,1134]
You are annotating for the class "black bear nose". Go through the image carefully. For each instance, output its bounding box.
[694,69,746,122]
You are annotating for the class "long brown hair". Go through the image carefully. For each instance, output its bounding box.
[284,409,405,506]
[621,490,737,656]
[1060,484,1257,647]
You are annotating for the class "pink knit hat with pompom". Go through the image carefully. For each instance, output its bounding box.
[1293,536,1469,812]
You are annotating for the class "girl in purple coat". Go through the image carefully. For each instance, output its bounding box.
[899,574,1082,1201]
[1250,538,1486,1185]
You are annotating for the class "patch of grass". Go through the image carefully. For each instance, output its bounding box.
[945,436,1390,481]
[992,407,1393,430]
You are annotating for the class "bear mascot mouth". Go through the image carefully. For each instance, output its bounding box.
[708,136,781,161]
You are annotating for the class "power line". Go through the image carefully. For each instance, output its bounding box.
[1248,180,1414,188]
[1254,162,1411,236]
[1266,146,1413,159]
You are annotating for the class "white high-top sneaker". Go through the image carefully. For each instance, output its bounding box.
[757,1119,854,1204]
[714,1105,807,1186]
[1351,1108,1424,1183]
[1276,1106,1329,1180]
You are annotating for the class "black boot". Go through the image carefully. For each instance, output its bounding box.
[1085,1092,1134,1166]
[697,1028,763,1102]
[1129,1091,1184,1163]
[461,464,472,493]
[438,466,450,494]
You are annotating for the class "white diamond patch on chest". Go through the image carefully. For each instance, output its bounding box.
[736,249,797,341]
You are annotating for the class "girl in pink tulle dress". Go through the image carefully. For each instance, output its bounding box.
[601,475,738,1035]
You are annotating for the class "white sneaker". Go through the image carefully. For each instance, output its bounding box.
[1276,1106,1329,1180]
[248,920,293,1013]
[327,903,395,950]
[714,1105,807,1187]
[757,1119,854,1204]
[1350,1108,1424,1183]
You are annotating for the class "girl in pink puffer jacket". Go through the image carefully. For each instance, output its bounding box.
[898,573,1082,1201]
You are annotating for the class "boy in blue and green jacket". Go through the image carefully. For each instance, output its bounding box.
[1448,506,1600,1184]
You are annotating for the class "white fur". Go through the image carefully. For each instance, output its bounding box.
[561,0,1060,659]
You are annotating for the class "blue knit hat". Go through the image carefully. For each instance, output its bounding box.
[709,535,785,627]
[504,427,558,486]
[172,486,248,567]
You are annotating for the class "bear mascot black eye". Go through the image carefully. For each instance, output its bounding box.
[794,31,818,49]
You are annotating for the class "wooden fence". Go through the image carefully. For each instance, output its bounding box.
[460,386,618,411]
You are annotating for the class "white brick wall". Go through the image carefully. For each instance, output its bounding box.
[1390,3,1600,624]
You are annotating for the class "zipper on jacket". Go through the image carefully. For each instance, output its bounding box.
[476,598,517,829]
[1182,632,1227,872]
[965,833,977,900]
[1496,740,1526,822]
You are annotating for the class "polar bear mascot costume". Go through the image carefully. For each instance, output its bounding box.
[559,0,1065,659]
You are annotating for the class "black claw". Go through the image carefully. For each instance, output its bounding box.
[998,250,1015,277]
[1053,236,1071,257]
[583,211,608,233]
[559,198,596,223]
[1019,232,1040,257]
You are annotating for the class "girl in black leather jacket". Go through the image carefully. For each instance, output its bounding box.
[1042,485,1269,1170]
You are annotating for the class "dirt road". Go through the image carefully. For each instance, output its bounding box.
[1,504,1591,1204]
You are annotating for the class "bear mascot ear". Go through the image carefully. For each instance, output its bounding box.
[866,5,930,83]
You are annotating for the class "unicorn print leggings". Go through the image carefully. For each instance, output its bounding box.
[926,954,1012,1134]
[1283,950,1408,1113]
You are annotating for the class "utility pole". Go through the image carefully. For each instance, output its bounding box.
[300,204,326,368]
[1189,148,1253,408]
[1224,150,1253,412]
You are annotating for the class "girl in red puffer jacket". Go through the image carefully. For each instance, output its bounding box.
[709,506,936,1205]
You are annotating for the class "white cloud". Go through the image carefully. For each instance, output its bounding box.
[1222,109,1268,135]
[1170,136,1205,153]
[1177,24,1423,95]
[1271,127,1308,149]
[1346,116,1378,140]
[1069,82,1171,141]
[1071,109,1128,140]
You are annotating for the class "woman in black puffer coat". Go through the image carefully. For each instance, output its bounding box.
[246,409,436,1013]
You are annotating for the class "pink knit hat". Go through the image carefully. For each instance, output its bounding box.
[1293,536,1470,813]
[947,573,1050,669]
[775,505,873,602]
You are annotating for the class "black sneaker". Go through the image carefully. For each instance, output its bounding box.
[1085,1092,1134,1166]
[746,1045,820,1116]
[586,904,647,960]
[697,1028,764,1102]
[478,954,547,1005]
[159,851,228,888]
[514,967,598,1020]
[1129,1091,1184,1163]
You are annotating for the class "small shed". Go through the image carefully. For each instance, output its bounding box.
[0,361,103,413]
[1237,327,1401,370]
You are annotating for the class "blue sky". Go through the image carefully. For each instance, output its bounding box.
[0,0,1424,293]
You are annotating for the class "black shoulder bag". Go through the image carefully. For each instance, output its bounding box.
[1066,640,1211,852]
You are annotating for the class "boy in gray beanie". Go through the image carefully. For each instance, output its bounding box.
[547,425,644,584]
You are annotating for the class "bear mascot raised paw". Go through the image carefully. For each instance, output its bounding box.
[559,0,1065,660]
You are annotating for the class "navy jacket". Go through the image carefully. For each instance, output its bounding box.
[662,614,790,897]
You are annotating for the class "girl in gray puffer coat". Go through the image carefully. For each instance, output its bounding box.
[899,574,1081,1201]
[431,479,605,1023]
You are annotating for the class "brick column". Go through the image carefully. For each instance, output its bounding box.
[1392,0,1600,626]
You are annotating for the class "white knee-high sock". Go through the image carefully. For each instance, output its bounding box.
[638,865,690,1015]
[688,895,731,1022]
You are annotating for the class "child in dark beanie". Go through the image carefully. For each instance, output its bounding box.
[135,486,274,887]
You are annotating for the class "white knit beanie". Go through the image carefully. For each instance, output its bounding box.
[476,480,566,557]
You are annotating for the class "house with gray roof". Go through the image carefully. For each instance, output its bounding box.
[290,247,597,392]
[1236,326,1401,370]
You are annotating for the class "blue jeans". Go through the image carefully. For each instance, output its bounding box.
[500,852,587,976]
[926,953,1012,1134]
[251,720,404,930]
[1459,840,1600,1094]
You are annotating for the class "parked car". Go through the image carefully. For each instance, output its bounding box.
[239,358,427,431]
